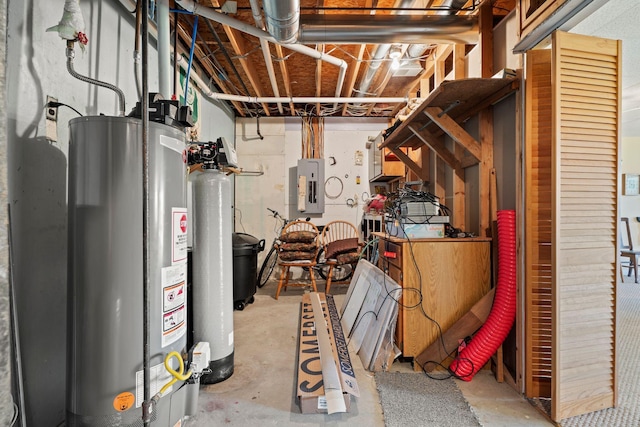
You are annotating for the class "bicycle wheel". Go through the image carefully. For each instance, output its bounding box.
[333,263,354,282]
[257,246,278,288]
[316,248,354,282]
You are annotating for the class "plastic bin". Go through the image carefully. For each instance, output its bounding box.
[232,233,265,310]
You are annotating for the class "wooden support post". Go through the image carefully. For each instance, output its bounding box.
[454,44,466,80]
[489,168,504,383]
[420,147,430,183]
[479,0,494,238]
[453,144,465,231]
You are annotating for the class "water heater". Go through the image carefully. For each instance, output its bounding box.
[67,116,189,425]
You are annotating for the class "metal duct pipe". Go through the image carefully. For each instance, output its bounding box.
[297,14,478,45]
[263,0,300,44]
[175,0,347,101]
[351,0,472,100]
[250,0,283,113]
[353,0,417,100]
[407,43,431,59]
[440,0,469,15]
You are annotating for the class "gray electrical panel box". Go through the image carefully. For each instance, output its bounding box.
[296,159,325,214]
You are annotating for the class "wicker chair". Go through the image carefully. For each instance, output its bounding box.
[275,220,320,299]
[320,220,363,294]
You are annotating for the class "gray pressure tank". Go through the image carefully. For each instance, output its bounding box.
[192,169,235,384]
[67,116,188,425]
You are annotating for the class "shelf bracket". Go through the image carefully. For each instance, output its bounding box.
[423,106,482,163]
[388,147,427,181]
[408,125,461,170]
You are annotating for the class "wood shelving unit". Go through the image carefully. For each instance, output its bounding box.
[379,77,519,178]
[379,76,519,235]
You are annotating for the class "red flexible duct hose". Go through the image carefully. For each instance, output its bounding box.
[449,210,517,381]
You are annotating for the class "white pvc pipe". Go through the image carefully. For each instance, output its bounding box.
[176,55,407,106]
[175,0,348,102]
[249,0,283,113]
[260,38,283,114]
[214,95,408,104]
[157,0,172,98]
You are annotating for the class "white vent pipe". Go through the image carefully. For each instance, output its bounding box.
[176,55,407,106]
[157,0,172,98]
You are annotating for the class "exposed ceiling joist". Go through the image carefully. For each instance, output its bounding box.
[170,0,517,117]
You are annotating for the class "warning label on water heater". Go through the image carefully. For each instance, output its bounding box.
[172,207,188,265]
[161,263,187,347]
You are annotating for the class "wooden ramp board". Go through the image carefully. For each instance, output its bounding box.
[414,288,495,372]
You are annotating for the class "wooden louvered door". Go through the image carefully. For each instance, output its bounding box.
[524,31,620,422]
[525,48,553,400]
[552,30,620,421]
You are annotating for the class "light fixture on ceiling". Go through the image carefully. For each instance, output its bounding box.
[389,45,402,70]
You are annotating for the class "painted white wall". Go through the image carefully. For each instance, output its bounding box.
[235,117,288,250]
[494,11,521,73]
[235,117,388,266]
[467,11,521,78]
[5,1,234,425]
[466,44,481,78]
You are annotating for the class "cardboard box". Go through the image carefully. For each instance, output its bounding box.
[385,221,445,239]
[297,293,359,414]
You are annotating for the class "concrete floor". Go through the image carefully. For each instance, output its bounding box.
[184,282,553,426]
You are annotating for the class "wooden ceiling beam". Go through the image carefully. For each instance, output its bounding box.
[223,26,271,115]
[172,0,517,118]
[204,0,270,115]
[341,44,366,116]
[339,0,374,116]
[365,64,393,115]
[274,44,295,114]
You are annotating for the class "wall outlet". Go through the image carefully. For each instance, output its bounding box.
[46,96,58,122]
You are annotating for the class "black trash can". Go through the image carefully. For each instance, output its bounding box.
[232,233,265,310]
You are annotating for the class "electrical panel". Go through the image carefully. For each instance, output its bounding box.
[296,159,324,214]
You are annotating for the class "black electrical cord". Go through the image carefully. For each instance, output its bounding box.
[203,18,251,97]
[44,101,83,117]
